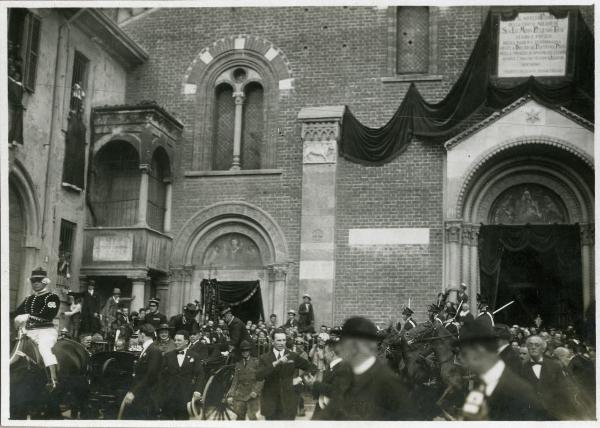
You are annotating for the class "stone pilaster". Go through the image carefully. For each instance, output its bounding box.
[267,263,289,323]
[297,106,344,327]
[445,220,463,299]
[580,223,594,311]
[168,265,194,316]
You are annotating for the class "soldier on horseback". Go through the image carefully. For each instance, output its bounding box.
[13,267,61,391]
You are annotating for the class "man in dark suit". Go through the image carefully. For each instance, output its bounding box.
[307,338,352,420]
[322,316,416,420]
[457,319,549,421]
[145,298,168,329]
[520,335,573,419]
[222,307,251,361]
[80,280,101,334]
[298,294,315,334]
[161,330,206,419]
[123,323,163,419]
[495,324,521,373]
[256,329,316,420]
[169,302,201,336]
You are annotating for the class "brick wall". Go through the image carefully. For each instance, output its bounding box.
[121,6,591,324]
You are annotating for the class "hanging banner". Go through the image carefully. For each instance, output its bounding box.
[497,12,570,78]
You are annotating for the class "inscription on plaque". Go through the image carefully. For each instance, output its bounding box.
[93,235,133,261]
[498,12,569,78]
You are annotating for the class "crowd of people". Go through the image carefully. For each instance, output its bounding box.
[11,269,597,421]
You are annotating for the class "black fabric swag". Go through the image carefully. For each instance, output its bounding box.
[8,77,24,145]
[62,115,87,189]
[201,279,265,324]
[340,11,594,165]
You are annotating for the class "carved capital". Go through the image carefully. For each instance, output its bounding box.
[233,91,245,104]
[139,163,152,173]
[580,223,595,246]
[461,223,480,246]
[301,121,340,143]
[445,220,463,243]
[268,263,289,280]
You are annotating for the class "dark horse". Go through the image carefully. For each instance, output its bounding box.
[379,322,468,420]
[10,333,90,419]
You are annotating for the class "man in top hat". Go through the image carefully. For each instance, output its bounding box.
[320,316,415,420]
[13,267,62,390]
[400,307,416,333]
[226,340,264,420]
[101,287,133,337]
[80,280,102,334]
[221,307,251,361]
[284,309,299,329]
[256,328,316,420]
[476,295,494,329]
[456,318,548,420]
[145,297,167,329]
[298,294,315,334]
[123,323,162,419]
[457,283,470,304]
[169,302,201,336]
[156,323,176,354]
[161,329,205,420]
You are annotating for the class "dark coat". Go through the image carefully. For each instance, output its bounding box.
[80,291,102,333]
[485,365,550,420]
[311,360,353,420]
[145,311,167,329]
[169,313,200,336]
[322,359,416,420]
[256,349,315,419]
[127,342,163,419]
[190,340,218,361]
[298,303,315,333]
[227,357,264,401]
[476,311,494,329]
[227,317,251,352]
[519,357,573,419]
[160,348,206,419]
[499,344,522,374]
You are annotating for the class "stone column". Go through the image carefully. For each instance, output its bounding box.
[268,264,288,323]
[461,225,473,287]
[130,277,148,312]
[298,106,344,327]
[138,163,151,226]
[163,178,172,233]
[580,223,594,312]
[231,92,245,170]
[445,220,462,302]
[469,225,480,314]
[168,265,194,316]
[155,277,170,312]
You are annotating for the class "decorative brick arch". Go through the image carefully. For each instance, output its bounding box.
[93,133,142,161]
[456,136,594,222]
[9,159,40,241]
[171,201,289,266]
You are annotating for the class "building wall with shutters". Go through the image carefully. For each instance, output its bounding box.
[121,5,594,324]
[7,9,130,314]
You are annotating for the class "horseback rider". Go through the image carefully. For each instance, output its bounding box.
[428,304,445,329]
[400,307,416,333]
[476,294,494,328]
[13,267,61,390]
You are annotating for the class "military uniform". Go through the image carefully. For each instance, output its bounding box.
[146,311,168,329]
[227,342,264,420]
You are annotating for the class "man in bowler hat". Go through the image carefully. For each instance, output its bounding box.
[221,307,251,361]
[457,319,548,420]
[226,340,264,420]
[321,316,416,420]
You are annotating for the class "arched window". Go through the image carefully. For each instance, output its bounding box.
[210,67,265,171]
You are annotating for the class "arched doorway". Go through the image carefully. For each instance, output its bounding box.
[9,183,25,310]
[457,140,594,329]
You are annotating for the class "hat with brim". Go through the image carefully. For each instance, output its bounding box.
[184,303,199,313]
[402,307,414,316]
[453,319,498,347]
[148,297,160,306]
[340,316,379,341]
[302,294,311,300]
[287,309,296,315]
[29,267,48,281]
[157,323,171,331]
[239,340,252,351]
[220,307,232,316]
[113,288,121,294]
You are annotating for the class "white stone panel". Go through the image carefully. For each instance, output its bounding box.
[234,37,246,50]
[348,228,430,246]
[199,51,213,64]
[299,261,335,279]
[265,47,279,61]
[279,78,294,90]
[183,83,197,95]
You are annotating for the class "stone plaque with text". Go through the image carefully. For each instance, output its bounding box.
[92,235,133,261]
[498,12,569,78]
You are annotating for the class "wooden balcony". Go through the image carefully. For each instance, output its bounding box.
[81,226,172,276]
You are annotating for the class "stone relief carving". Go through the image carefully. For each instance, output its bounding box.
[303,141,337,164]
[203,233,262,267]
[490,184,567,225]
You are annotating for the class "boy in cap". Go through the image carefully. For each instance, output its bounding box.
[226,340,264,420]
[13,268,61,390]
[298,294,315,334]
[146,297,167,329]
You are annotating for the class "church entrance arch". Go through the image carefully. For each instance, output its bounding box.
[169,202,290,322]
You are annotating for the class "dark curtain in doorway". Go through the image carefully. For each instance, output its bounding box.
[201,279,265,324]
[478,225,582,328]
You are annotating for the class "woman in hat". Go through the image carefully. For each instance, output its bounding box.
[13,268,62,390]
[298,294,315,334]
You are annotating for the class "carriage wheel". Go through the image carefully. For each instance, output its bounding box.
[201,365,237,420]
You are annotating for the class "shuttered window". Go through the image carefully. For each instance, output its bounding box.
[212,83,235,170]
[70,51,89,114]
[397,7,430,74]
[241,82,264,170]
[23,12,41,91]
[57,219,76,287]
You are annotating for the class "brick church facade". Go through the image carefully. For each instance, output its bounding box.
[8,6,594,329]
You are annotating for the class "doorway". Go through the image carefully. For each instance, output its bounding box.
[479,225,582,329]
[201,279,265,323]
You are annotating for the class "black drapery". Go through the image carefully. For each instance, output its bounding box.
[478,225,582,327]
[201,279,265,324]
[62,115,87,189]
[340,11,594,165]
